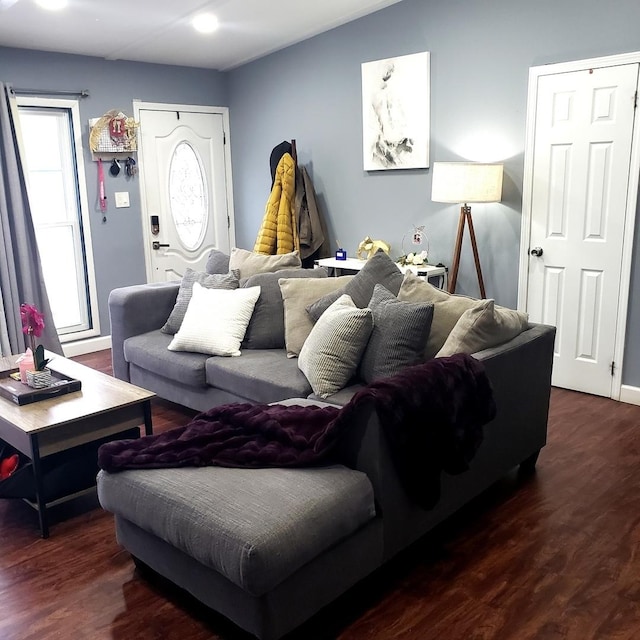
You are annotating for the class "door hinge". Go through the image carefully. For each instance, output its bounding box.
[610,361,616,376]
[223,131,226,144]
[227,215,230,229]
[635,91,638,109]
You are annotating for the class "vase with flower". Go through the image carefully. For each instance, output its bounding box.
[20,303,52,389]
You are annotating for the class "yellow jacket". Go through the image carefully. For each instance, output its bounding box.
[254,153,299,255]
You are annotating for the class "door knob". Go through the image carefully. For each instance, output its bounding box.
[529,247,543,257]
[152,241,170,250]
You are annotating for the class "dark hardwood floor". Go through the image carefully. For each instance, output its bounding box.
[1,350,640,639]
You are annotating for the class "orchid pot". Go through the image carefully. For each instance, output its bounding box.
[26,368,52,389]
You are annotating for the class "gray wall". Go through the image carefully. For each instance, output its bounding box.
[227,0,640,386]
[0,46,227,336]
[2,0,640,386]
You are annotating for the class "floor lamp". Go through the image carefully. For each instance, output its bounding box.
[431,162,504,298]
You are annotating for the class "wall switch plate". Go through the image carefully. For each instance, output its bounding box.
[114,192,130,208]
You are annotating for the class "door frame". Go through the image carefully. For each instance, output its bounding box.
[133,101,236,283]
[518,52,640,400]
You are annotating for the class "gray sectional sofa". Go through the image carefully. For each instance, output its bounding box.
[100,251,556,639]
[108,267,331,413]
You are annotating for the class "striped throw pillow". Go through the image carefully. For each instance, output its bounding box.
[298,295,373,398]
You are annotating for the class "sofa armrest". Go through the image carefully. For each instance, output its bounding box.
[109,282,179,381]
[472,322,556,456]
[280,322,556,560]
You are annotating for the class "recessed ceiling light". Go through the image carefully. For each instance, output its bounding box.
[192,13,219,34]
[35,0,68,10]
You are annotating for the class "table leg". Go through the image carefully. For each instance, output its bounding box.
[143,400,153,436]
[29,434,49,539]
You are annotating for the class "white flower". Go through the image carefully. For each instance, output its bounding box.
[397,250,428,267]
[412,250,428,265]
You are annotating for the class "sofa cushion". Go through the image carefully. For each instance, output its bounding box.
[206,350,313,402]
[306,250,404,322]
[299,295,373,399]
[168,283,260,357]
[205,249,231,274]
[229,248,301,279]
[124,330,208,387]
[97,464,375,596]
[437,299,529,356]
[279,274,354,358]
[308,383,366,407]
[241,268,327,350]
[359,284,434,383]
[161,268,240,335]
[398,272,486,359]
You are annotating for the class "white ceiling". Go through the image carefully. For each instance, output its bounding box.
[0,0,404,71]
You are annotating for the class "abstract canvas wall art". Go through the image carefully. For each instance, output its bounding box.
[362,51,430,171]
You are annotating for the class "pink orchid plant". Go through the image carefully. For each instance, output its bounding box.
[20,303,50,371]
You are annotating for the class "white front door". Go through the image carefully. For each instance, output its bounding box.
[522,63,639,396]
[137,106,233,282]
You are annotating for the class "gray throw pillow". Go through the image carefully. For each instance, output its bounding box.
[359,284,434,384]
[241,268,328,350]
[205,249,230,274]
[306,250,403,321]
[161,268,240,335]
[298,295,373,398]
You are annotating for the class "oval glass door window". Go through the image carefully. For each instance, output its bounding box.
[169,141,209,250]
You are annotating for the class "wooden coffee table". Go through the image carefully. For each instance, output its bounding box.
[0,354,154,538]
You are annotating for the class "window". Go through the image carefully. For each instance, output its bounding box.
[169,141,208,250]
[17,98,99,342]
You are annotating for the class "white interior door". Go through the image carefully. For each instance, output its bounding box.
[523,63,639,396]
[138,107,232,282]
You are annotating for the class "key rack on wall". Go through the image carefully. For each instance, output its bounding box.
[89,110,139,161]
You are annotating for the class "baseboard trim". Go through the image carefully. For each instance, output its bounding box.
[620,385,640,406]
[62,335,112,358]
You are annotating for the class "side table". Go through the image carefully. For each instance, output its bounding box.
[314,257,447,288]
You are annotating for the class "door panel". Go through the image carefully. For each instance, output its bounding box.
[576,269,601,361]
[139,110,230,282]
[526,63,638,396]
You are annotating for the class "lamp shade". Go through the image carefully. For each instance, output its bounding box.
[431,162,504,204]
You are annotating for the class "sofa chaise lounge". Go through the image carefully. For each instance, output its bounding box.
[99,249,556,639]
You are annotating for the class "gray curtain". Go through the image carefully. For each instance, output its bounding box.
[0,82,62,358]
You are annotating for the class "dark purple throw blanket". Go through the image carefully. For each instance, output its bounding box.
[98,354,496,509]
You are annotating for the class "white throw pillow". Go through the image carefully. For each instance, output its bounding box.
[161,268,240,335]
[168,282,261,357]
[298,294,373,398]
